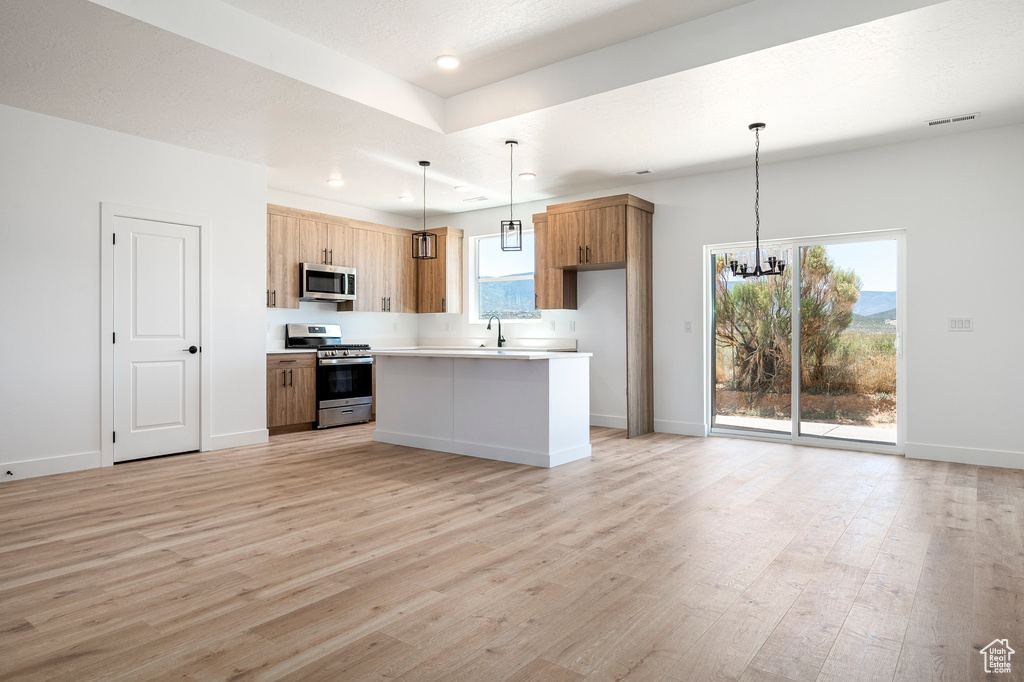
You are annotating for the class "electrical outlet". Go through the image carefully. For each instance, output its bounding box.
[393,322,399,332]
[569,321,575,332]
[684,320,693,333]
[549,321,556,331]
[266,320,271,332]
[948,317,973,332]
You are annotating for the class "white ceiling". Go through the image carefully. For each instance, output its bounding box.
[2,0,1023,218]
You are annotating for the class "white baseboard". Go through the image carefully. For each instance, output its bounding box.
[372,429,591,469]
[655,420,707,437]
[590,414,627,429]
[209,429,269,451]
[1,451,102,481]
[906,442,1024,470]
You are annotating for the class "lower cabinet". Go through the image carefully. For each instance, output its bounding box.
[267,354,316,431]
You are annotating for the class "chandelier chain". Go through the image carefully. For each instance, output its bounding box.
[754,126,760,247]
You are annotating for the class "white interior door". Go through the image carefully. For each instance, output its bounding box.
[113,216,201,462]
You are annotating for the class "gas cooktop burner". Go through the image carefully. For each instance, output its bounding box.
[319,343,371,350]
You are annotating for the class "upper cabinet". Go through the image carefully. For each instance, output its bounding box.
[549,201,631,269]
[533,213,576,311]
[418,227,463,314]
[299,218,352,267]
[267,213,300,309]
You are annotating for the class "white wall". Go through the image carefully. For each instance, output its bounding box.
[264,189,423,349]
[0,105,268,478]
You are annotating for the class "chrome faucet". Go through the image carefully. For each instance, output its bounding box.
[486,315,505,347]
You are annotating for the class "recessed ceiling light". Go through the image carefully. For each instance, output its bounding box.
[327,177,344,186]
[435,55,460,69]
[518,172,536,181]
[399,195,414,203]
[454,185,471,192]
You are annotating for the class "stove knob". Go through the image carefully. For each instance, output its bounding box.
[343,349,350,356]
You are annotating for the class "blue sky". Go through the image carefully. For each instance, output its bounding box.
[824,240,897,292]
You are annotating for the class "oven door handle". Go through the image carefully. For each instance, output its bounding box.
[318,357,374,365]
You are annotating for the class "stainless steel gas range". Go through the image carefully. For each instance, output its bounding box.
[284,324,372,428]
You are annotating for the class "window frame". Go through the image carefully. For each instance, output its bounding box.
[468,230,542,324]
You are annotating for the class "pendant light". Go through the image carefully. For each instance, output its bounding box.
[500,140,522,251]
[728,123,786,278]
[411,160,437,260]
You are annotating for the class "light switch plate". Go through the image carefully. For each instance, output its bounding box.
[684,320,693,333]
[948,317,973,332]
[549,321,556,331]
[569,321,576,332]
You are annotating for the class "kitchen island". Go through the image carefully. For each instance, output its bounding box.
[372,349,592,467]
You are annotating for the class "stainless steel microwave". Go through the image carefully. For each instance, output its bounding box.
[300,263,357,302]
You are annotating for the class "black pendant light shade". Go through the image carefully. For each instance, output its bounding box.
[728,123,786,278]
[412,160,437,260]
[501,140,522,251]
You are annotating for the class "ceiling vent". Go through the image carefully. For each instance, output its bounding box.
[618,168,654,176]
[927,112,979,127]
[463,196,488,203]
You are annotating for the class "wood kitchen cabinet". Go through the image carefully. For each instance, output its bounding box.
[549,203,626,268]
[337,224,417,313]
[417,227,463,313]
[535,194,654,438]
[267,204,460,315]
[267,353,316,432]
[385,231,417,313]
[532,213,576,310]
[299,218,353,267]
[267,213,300,309]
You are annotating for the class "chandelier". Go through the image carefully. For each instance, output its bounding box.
[729,123,785,278]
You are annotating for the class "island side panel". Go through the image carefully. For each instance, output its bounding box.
[452,357,551,466]
[547,356,592,466]
[373,355,455,445]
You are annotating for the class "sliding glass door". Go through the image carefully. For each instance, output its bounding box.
[710,232,903,451]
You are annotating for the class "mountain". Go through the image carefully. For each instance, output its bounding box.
[853,291,896,316]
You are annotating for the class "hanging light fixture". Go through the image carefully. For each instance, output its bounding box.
[411,160,437,260]
[729,123,786,278]
[500,140,522,251]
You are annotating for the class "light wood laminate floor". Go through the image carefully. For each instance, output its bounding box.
[1,425,1021,681]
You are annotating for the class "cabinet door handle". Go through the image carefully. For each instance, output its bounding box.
[578,246,583,264]
[282,370,286,387]
[272,290,277,307]
[535,293,538,308]
[387,297,391,312]
[289,369,293,387]
[381,297,385,311]
[441,297,445,313]
[586,245,591,263]
[323,248,327,264]
[329,249,333,265]
[266,289,270,307]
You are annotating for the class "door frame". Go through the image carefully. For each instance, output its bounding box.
[703,228,906,455]
[100,203,212,467]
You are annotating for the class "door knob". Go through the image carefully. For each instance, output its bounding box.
[182,345,199,354]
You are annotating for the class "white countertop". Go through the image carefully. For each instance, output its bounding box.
[266,348,317,354]
[372,348,590,361]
